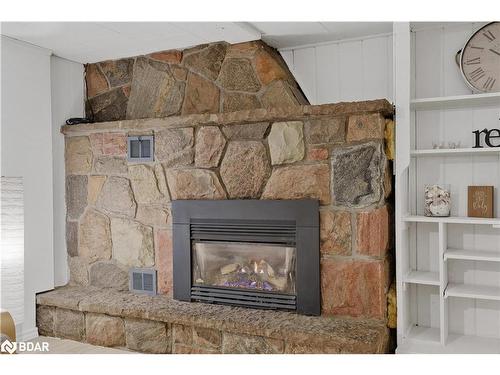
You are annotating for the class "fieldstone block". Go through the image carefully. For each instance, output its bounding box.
[268,121,305,165]
[54,308,85,341]
[173,324,193,345]
[182,72,220,115]
[331,142,384,208]
[111,218,154,267]
[222,123,269,140]
[172,66,188,81]
[93,156,128,174]
[79,209,112,262]
[89,261,128,291]
[65,136,92,175]
[90,132,127,156]
[99,59,133,87]
[96,176,136,217]
[86,313,125,347]
[222,92,261,112]
[260,80,306,108]
[154,164,170,200]
[182,43,227,81]
[320,209,351,256]
[346,113,385,142]
[155,127,194,166]
[217,58,261,92]
[68,256,89,286]
[36,305,55,336]
[195,126,226,168]
[222,332,284,354]
[87,87,128,122]
[220,141,270,198]
[226,40,261,58]
[321,258,388,319]
[254,49,289,85]
[149,50,182,64]
[306,147,329,161]
[262,164,330,205]
[155,229,173,294]
[66,221,78,257]
[305,117,345,144]
[128,164,163,204]
[166,169,226,200]
[87,175,106,205]
[66,175,87,220]
[193,326,221,350]
[136,205,170,228]
[356,205,389,257]
[126,57,184,119]
[125,318,170,353]
[86,64,108,98]
[173,345,220,354]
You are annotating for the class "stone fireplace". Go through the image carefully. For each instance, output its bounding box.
[172,199,320,315]
[36,40,394,353]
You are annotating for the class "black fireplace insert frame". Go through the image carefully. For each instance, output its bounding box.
[172,199,320,316]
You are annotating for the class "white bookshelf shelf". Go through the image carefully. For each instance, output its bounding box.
[406,325,441,344]
[404,270,440,286]
[445,283,500,301]
[411,92,500,111]
[445,249,500,262]
[403,215,500,226]
[411,148,500,157]
[399,332,500,354]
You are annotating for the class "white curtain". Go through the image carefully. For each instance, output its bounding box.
[0,177,24,328]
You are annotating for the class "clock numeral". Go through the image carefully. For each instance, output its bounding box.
[465,57,481,65]
[469,67,486,82]
[470,45,485,50]
[483,30,496,42]
[483,77,496,91]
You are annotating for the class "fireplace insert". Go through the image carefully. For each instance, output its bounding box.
[172,200,320,315]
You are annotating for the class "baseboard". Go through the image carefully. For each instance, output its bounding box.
[17,326,39,341]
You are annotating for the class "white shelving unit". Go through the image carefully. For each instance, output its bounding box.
[395,22,500,354]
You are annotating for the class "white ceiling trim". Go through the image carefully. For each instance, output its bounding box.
[277,31,394,51]
[0,22,394,64]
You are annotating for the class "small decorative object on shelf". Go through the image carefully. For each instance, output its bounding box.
[432,141,462,149]
[425,184,451,217]
[468,186,494,218]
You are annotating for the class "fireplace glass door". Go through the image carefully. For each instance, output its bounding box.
[192,241,296,294]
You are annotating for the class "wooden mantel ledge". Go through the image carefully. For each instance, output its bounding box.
[61,99,394,135]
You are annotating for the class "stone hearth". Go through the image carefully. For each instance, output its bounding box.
[53,94,395,353]
[36,286,390,354]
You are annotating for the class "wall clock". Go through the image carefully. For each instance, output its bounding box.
[458,22,500,93]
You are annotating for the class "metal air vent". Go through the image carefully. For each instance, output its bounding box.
[129,268,157,295]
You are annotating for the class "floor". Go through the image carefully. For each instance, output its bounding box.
[25,336,131,354]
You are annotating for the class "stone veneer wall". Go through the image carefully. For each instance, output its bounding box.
[63,100,394,321]
[85,40,308,123]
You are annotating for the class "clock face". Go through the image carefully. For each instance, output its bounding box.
[460,22,500,93]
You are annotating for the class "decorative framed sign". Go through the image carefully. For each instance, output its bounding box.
[468,186,494,218]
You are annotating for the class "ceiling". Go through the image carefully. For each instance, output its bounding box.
[0,22,393,63]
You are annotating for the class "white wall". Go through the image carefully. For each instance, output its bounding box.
[50,56,84,287]
[280,34,393,104]
[1,36,54,339]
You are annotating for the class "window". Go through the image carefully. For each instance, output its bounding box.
[127,135,154,162]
